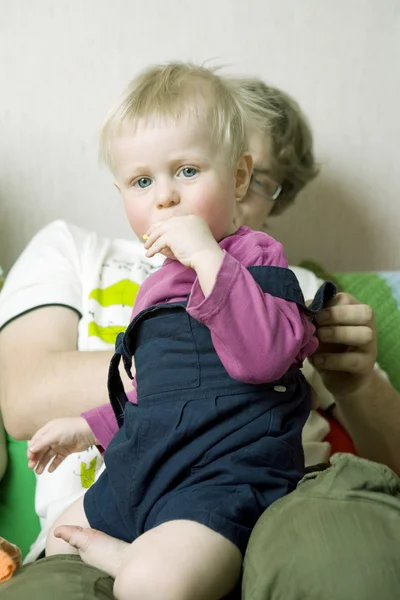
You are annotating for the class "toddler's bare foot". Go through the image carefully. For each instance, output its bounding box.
[54,525,129,577]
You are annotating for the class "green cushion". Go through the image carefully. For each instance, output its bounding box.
[0,435,40,557]
[0,269,39,556]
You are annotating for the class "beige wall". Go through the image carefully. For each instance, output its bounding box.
[1,0,399,273]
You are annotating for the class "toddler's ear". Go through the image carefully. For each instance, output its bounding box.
[235,154,253,202]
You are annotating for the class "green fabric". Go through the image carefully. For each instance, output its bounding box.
[0,267,40,556]
[0,265,39,556]
[0,435,40,558]
[0,554,114,599]
[243,453,400,600]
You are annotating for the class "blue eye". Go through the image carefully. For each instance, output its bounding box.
[178,167,198,178]
[135,177,152,189]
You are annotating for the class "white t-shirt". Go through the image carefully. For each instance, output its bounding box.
[0,220,339,561]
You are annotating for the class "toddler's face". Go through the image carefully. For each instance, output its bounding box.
[112,117,239,243]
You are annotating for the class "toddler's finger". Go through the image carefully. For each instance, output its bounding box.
[145,236,169,258]
[27,444,46,468]
[145,221,164,236]
[33,428,61,450]
[35,448,56,474]
[27,436,41,453]
[28,445,48,463]
[54,525,84,548]
[28,433,51,454]
[27,446,36,459]
[48,454,67,472]
[143,228,163,250]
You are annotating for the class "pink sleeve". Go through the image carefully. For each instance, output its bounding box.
[82,387,138,450]
[187,246,317,384]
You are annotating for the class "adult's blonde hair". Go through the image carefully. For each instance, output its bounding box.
[100,62,253,172]
[232,78,319,215]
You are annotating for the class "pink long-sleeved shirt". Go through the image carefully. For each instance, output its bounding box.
[84,226,317,449]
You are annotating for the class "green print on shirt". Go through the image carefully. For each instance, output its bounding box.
[88,279,141,343]
[88,322,126,344]
[89,279,140,307]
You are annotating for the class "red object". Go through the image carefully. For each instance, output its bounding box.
[318,409,357,456]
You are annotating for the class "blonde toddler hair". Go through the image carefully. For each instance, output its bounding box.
[99,62,263,173]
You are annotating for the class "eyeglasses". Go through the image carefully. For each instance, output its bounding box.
[250,170,282,202]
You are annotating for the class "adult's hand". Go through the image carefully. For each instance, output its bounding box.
[310,293,377,398]
[310,292,400,474]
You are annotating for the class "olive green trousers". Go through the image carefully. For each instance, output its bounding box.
[2,454,400,600]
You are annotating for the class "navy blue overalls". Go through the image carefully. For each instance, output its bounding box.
[84,266,336,554]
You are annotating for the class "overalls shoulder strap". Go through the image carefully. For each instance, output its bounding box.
[107,331,134,425]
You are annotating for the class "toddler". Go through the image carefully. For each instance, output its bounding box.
[28,63,335,600]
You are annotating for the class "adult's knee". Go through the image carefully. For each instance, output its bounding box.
[243,454,400,600]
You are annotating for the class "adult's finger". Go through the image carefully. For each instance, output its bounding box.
[315,303,374,327]
[311,351,373,374]
[328,292,360,307]
[316,325,374,346]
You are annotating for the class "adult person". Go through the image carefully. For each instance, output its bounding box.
[234,79,400,474]
[0,77,399,599]
[1,82,397,467]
